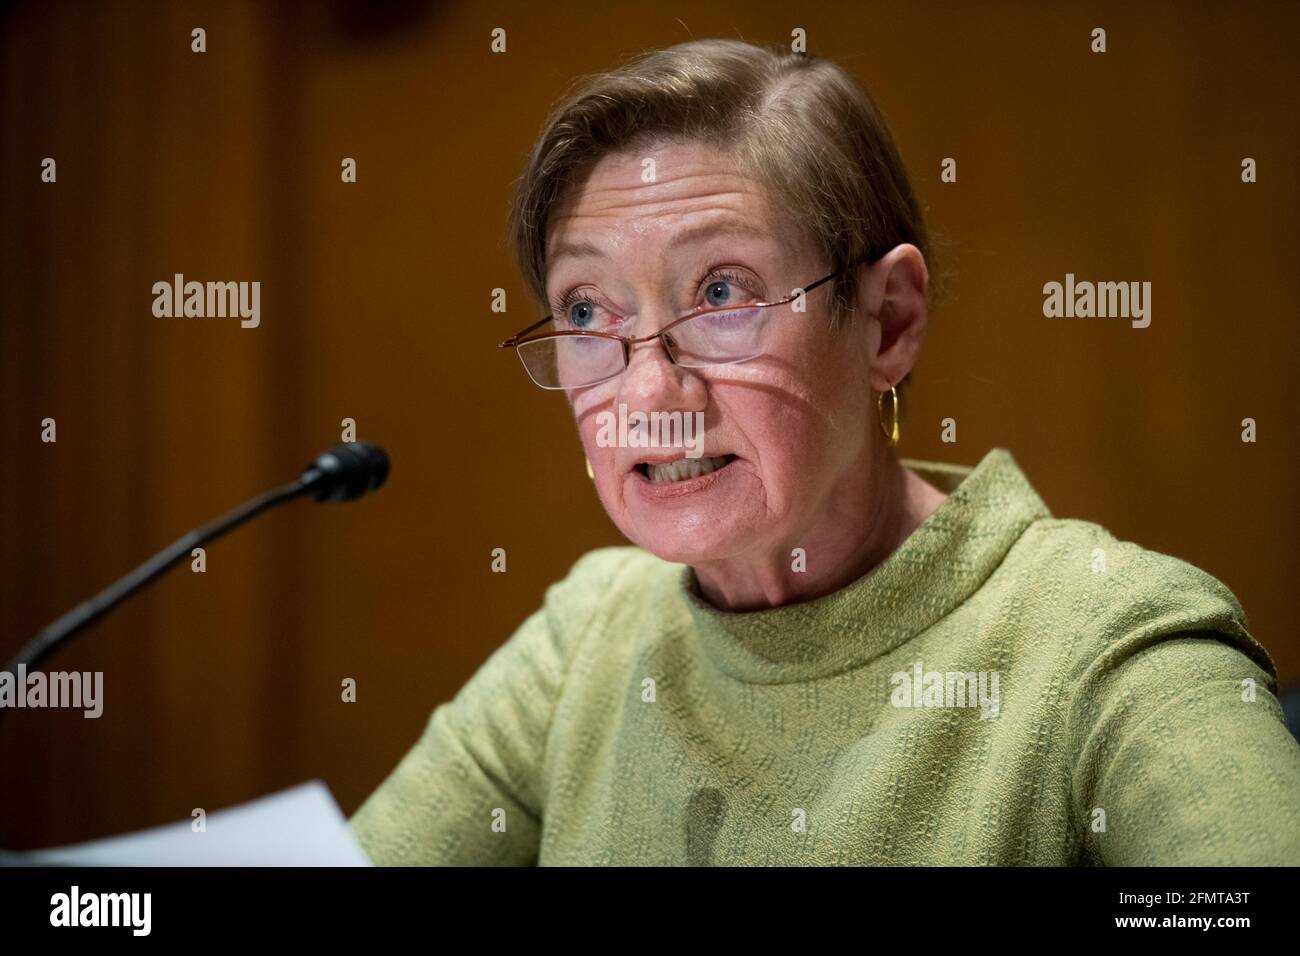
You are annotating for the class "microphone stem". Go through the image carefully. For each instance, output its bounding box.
[1,478,310,692]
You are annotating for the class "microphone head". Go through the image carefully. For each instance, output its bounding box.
[303,442,390,502]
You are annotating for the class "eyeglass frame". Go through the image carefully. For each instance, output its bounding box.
[497,266,846,389]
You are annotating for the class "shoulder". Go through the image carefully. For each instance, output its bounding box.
[527,545,678,651]
[1011,516,1270,662]
[441,547,671,728]
[478,546,674,680]
[1000,514,1282,727]
[549,544,669,589]
[543,545,675,610]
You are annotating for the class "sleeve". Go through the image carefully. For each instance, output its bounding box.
[346,547,635,865]
[1067,554,1300,866]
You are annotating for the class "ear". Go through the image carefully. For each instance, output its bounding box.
[855,244,929,392]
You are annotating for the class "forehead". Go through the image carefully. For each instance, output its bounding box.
[546,139,782,260]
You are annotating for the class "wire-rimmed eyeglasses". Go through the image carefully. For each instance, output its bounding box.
[498,268,843,390]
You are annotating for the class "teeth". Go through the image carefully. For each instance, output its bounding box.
[646,455,734,484]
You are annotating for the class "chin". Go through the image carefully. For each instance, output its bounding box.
[619,507,765,566]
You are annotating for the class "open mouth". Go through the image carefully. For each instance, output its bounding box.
[634,454,738,484]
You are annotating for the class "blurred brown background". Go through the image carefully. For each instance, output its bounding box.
[2,0,1296,849]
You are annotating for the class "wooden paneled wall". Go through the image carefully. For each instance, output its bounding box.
[2,0,1296,848]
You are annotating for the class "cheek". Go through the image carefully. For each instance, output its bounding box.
[720,326,865,434]
[711,372,835,467]
[793,325,871,431]
[570,385,618,455]
[711,349,868,491]
[569,382,609,419]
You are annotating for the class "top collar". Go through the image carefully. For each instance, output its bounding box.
[678,448,1051,683]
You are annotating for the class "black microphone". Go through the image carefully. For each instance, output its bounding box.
[0,442,390,698]
[301,441,390,502]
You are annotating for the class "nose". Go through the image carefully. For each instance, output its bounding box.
[617,321,706,415]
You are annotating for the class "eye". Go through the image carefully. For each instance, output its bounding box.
[704,279,736,308]
[698,269,760,309]
[553,288,612,331]
[567,300,597,329]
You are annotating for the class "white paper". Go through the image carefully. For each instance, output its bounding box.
[16,780,372,866]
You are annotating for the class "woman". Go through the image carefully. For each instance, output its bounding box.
[350,39,1300,865]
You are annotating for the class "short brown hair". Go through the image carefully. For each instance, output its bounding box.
[508,38,934,326]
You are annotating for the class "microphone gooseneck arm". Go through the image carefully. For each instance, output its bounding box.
[1,442,390,699]
[3,478,309,679]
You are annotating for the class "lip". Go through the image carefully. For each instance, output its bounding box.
[627,454,740,500]
[622,451,732,473]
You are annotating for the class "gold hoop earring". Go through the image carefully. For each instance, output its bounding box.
[877,385,900,447]
[585,457,594,480]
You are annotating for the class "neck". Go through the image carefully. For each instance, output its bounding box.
[692,448,945,612]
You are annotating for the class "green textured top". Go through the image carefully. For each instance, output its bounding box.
[349,448,1300,865]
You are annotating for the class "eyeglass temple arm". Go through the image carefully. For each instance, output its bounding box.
[803,270,839,293]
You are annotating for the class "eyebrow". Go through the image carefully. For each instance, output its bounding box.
[547,219,762,264]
